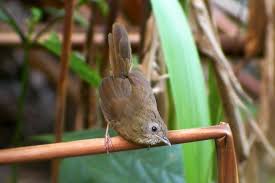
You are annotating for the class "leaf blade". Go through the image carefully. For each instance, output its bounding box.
[151,0,213,182]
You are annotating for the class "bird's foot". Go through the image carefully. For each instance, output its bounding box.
[104,133,113,154]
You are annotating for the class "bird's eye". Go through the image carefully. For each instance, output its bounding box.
[151,126,158,132]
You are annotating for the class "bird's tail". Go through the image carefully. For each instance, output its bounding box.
[108,23,132,77]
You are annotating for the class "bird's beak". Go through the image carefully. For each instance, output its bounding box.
[155,135,171,146]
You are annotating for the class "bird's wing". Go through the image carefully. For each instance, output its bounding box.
[99,70,156,123]
[128,70,157,107]
[99,76,136,122]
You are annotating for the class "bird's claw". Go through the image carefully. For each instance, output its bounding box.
[104,133,113,154]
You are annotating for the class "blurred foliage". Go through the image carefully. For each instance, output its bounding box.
[27,7,43,37]
[32,129,185,183]
[43,7,89,29]
[40,32,101,86]
[30,7,42,24]
[0,5,25,41]
[151,0,214,183]
[74,11,89,28]
[78,0,109,16]
[0,8,8,22]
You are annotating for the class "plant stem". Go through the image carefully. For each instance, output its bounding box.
[11,43,30,183]
[52,0,75,182]
[0,6,26,42]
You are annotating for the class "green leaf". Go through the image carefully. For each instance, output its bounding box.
[31,129,185,183]
[60,146,183,183]
[208,63,223,124]
[207,64,222,181]
[31,7,42,23]
[96,0,109,16]
[39,32,101,86]
[151,0,213,183]
[27,7,43,36]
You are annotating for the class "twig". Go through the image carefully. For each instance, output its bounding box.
[259,0,275,137]
[54,0,75,147]
[0,123,238,183]
[52,0,75,182]
[248,118,275,158]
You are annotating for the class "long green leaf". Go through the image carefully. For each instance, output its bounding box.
[40,32,101,86]
[151,1,213,183]
[208,63,223,124]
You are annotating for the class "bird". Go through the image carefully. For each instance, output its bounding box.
[99,23,170,152]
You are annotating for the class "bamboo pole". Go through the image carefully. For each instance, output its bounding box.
[0,122,238,183]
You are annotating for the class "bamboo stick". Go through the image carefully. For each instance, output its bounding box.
[0,123,227,164]
[0,122,238,183]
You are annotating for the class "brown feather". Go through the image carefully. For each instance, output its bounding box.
[109,23,132,77]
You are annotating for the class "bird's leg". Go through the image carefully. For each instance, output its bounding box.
[104,122,113,153]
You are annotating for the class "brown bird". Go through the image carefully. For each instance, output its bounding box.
[99,23,170,151]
